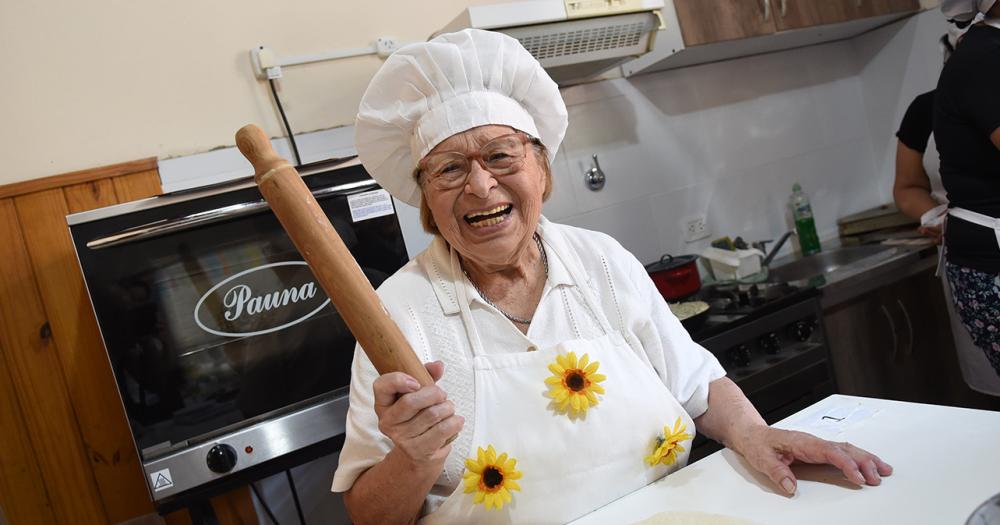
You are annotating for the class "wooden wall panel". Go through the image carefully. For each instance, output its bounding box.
[15,189,154,522]
[113,170,161,202]
[0,199,108,524]
[65,179,118,214]
[0,315,55,524]
[1,162,258,525]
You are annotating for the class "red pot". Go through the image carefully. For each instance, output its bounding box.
[645,254,701,301]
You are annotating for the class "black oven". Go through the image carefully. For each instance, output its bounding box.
[67,160,408,505]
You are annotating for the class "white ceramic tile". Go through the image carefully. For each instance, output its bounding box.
[811,77,871,148]
[543,146,581,221]
[560,196,663,265]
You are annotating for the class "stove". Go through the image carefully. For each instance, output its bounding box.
[681,282,835,461]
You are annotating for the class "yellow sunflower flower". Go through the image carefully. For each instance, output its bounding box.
[645,417,693,467]
[545,351,606,416]
[463,445,523,510]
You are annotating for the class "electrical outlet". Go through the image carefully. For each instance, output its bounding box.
[376,36,400,58]
[684,215,710,242]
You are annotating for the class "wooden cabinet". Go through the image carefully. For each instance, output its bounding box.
[672,0,921,47]
[673,0,777,46]
[771,0,855,31]
[825,268,1000,409]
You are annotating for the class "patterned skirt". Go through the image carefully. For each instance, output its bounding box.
[946,262,1000,378]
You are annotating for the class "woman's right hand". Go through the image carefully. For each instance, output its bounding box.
[373,361,464,467]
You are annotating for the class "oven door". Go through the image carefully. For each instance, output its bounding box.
[68,165,408,499]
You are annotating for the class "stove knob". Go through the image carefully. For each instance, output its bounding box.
[759,332,781,354]
[793,321,814,342]
[206,444,237,474]
[727,344,751,368]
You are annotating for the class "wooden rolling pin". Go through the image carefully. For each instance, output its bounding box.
[235,124,434,387]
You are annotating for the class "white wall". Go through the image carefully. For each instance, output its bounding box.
[853,9,950,199]
[529,9,949,268]
[0,0,495,185]
[543,39,879,265]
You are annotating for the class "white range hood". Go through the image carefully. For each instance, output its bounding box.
[436,0,670,85]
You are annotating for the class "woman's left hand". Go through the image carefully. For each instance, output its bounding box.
[735,426,893,495]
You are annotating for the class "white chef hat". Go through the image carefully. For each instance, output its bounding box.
[354,29,568,207]
[942,0,997,25]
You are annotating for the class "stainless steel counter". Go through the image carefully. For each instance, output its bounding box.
[766,243,939,309]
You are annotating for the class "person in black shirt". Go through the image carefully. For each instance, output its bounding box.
[935,0,1000,378]
[895,90,943,243]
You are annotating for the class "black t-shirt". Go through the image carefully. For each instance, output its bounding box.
[897,90,935,153]
[934,24,1000,273]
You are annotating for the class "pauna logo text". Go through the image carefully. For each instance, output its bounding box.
[194,261,330,337]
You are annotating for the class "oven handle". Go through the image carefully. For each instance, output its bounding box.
[85,179,379,249]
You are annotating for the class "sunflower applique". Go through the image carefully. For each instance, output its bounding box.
[545,351,606,416]
[463,445,522,510]
[645,417,693,467]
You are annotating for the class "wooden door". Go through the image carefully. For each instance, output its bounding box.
[823,291,897,398]
[673,0,777,46]
[770,0,855,30]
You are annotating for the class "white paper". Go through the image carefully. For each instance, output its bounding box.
[790,401,878,438]
[347,189,394,222]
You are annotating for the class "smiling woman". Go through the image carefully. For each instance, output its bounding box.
[331,28,892,525]
[413,130,553,236]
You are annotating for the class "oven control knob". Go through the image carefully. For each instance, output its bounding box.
[793,321,814,342]
[759,333,780,354]
[206,444,237,474]
[728,345,751,368]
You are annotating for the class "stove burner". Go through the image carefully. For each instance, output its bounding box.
[699,282,800,316]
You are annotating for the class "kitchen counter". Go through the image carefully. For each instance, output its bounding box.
[771,242,939,309]
[571,394,1000,525]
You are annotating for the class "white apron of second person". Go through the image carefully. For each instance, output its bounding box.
[419,229,696,525]
[920,137,1000,396]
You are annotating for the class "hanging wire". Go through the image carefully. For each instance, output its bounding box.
[268,78,303,167]
[286,469,307,525]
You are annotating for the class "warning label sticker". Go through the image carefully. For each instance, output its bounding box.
[347,189,394,223]
[150,468,174,492]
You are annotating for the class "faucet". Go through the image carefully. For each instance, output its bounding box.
[755,230,797,267]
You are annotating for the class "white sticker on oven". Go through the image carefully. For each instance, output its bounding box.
[150,468,174,492]
[347,189,394,222]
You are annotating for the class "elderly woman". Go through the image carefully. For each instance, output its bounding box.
[331,29,891,524]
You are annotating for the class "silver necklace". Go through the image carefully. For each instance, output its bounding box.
[464,233,548,325]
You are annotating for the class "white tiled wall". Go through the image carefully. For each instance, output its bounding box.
[532,10,949,268]
[545,41,876,265]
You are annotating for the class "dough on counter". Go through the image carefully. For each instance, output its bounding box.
[631,511,763,525]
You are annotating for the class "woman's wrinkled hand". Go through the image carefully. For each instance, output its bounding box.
[372,361,464,467]
[736,426,893,495]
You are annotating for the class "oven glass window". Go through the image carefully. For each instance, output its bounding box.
[72,170,408,457]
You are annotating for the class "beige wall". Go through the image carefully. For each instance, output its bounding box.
[0,0,493,185]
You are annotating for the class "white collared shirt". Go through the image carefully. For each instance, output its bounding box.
[331,218,726,511]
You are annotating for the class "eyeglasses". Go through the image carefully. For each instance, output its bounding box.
[417,133,535,191]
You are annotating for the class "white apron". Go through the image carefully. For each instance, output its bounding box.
[420,232,695,525]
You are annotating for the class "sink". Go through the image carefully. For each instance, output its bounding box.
[766,245,899,283]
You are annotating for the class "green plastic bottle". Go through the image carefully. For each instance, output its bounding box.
[790,183,821,256]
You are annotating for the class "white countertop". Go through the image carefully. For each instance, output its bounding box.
[571,395,1000,525]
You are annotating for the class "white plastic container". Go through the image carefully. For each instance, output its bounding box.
[701,247,764,281]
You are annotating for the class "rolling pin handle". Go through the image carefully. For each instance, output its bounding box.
[235,124,290,180]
